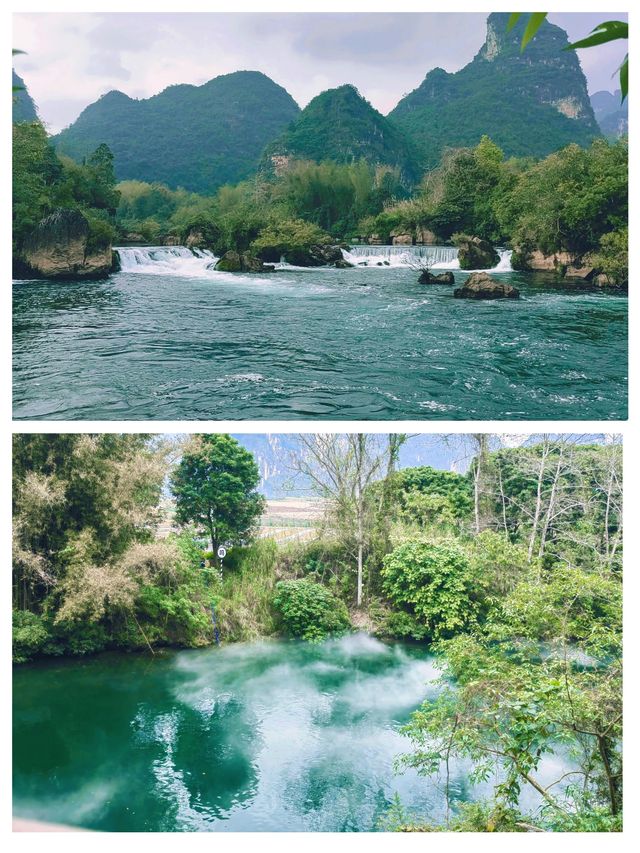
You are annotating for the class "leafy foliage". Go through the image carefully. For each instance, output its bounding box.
[272,579,350,642]
[171,434,265,553]
[381,541,477,640]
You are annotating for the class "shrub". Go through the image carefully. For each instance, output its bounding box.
[12,611,50,663]
[272,579,350,642]
[381,541,476,639]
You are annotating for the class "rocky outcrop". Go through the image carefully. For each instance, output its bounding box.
[367,233,386,246]
[285,244,344,267]
[185,229,205,249]
[214,251,275,273]
[163,234,180,246]
[391,232,413,246]
[564,264,595,281]
[415,228,438,245]
[454,272,519,300]
[21,209,114,279]
[454,235,500,270]
[511,247,574,272]
[419,270,455,284]
[335,258,354,268]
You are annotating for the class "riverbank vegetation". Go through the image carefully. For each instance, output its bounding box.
[12,432,622,831]
[114,135,627,284]
[13,102,627,284]
[12,123,119,261]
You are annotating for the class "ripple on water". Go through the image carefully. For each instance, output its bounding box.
[12,267,627,420]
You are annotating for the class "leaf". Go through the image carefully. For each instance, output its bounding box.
[566,20,628,50]
[619,54,628,101]
[521,13,548,52]
[506,13,522,33]
[12,48,26,56]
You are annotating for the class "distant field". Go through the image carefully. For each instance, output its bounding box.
[156,497,325,545]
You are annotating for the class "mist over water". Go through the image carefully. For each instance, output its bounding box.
[12,248,627,420]
[12,636,576,832]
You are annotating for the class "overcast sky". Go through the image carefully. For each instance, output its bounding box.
[13,12,628,134]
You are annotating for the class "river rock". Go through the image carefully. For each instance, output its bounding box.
[335,258,354,268]
[21,208,114,279]
[285,244,343,266]
[454,272,519,300]
[419,270,455,284]
[214,251,274,273]
[454,234,500,270]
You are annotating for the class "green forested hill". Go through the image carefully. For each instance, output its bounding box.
[12,70,38,122]
[263,84,420,187]
[54,71,301,194]
[388,13,601,170]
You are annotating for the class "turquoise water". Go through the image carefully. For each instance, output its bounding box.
[13,635,574,831]
[12,250,627,420]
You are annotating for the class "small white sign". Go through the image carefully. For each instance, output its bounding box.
[217,546,227,559]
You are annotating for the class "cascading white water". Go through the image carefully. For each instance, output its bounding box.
[116,246,217,276]
[342,244,513,272]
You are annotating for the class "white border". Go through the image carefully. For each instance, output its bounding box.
[3,1,637,850]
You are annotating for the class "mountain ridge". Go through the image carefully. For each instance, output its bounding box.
[54,70,301,194]
[388,12,600,169]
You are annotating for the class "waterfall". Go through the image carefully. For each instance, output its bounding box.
[342,245,512,272]
[115,246,217,276]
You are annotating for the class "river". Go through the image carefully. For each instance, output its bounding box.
[12,246,627,420]
[13,634,575,831]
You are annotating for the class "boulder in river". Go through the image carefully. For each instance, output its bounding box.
[454,234,500,270]
[419,270,455,284]
[335,258,354,268]
[285,244,343,266]
[214,251,274,273]
[454,272,519,300]
[21,208,114,279]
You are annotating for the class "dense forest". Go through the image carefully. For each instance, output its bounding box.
[13,433,622,832]
[54,71,300,194]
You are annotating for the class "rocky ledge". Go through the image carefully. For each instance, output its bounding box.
[454,272,520,300]
[20,209,114,279]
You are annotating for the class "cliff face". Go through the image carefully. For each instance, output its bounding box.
[389,13,600,169]
[21,209,113,279]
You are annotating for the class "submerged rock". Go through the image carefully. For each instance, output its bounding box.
[454,234,500,270]
[214,251,275,273]
[419,270,455,284]
[21,209,114,279]
[454,272,519,300]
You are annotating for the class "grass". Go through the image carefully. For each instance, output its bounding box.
[215,539,280,642]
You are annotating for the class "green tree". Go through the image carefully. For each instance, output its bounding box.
[171,435,265,554]
[381,541,477,639]
[272,578,350,641]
